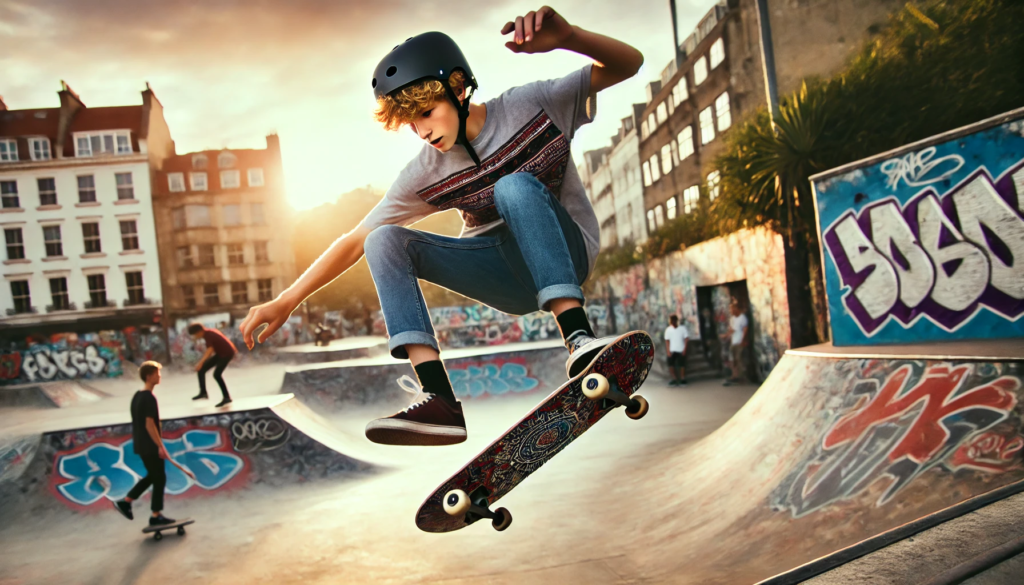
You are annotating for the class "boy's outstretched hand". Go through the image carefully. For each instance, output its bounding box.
[501,6,575,54]
[239,297,295,350]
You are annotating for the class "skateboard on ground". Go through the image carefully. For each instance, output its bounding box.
[142,518,195,541]
[415,330,655,533]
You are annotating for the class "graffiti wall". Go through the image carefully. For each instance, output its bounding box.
[585,227,791,380]
[812,109,1024,345]
[0,327,166,386]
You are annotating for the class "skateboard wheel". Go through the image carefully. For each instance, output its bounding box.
[443,489,471,516]
[582,373,609,399]
[177,526,185,536]
[154,531,163,541]
[492,507,512,531]
[625,395,649,420]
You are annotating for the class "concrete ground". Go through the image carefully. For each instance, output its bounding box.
[0,364,756,585]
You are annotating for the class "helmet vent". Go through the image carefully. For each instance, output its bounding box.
[371,78,377,89]
[386,66,398,78]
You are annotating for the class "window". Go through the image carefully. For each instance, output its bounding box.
[670,139,680,166]
[223,204,242,226]
[1,180,19,208]
[74,131,132,157]
[190,172,208,191]
[707,170,721,200]
[699,107,716,145]
[203,283,219,306]
[115,172,134,200]
[709,38,725,69]
[77,175,96,203]
[666,197,677,220]
[168,173,185,193]
[655,205,665,228]
[661,144,673,175]
[257,279,273,302]
[672,80,688,108]
[82,222,101,253]
[220,170,240,189]
[649,154,661,183]
[5,228,24,260]
[10,281,31,313]
[185,205,211,227]
[656,103,667,127]
[715,92,732,131]
[254,241,269,263]
[49,277,70,311]
[198,244,216,266]
[192,155,208,170]
[43,225,63,257]
[38,178,57,206]
[0,139,17,162]
[120,220,139,250]
[678,126,694,160]
[683,185,700,214]
[227,243,244,265]
[248,168,265,187]
[667,98,675,116]
[218,152,236,168]
[647,113,656,132]
[231,282,248,304]
[693,56,708,86]
[87,274,107,308]
[172,207,186,229]
[181,285,196,308]
[641,120,649,141]
[251,203,266,225]
[646,209,656,234]
[642,162,652,187]
[176,246,194,268]
[125,271,145,305]
[30,137,51,161]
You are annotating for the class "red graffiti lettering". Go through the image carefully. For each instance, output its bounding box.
[0,353,22,379]
[950,432,1024,472]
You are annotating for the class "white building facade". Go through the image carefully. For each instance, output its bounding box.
[609,107,646,246]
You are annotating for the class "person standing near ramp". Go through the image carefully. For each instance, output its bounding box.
[189,322,236,407]
[664,315,688,386]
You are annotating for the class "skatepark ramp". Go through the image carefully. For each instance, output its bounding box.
[623,340,1024,584]
[0,394,377,515]
[0,381,109,409]
[273,336,389,364]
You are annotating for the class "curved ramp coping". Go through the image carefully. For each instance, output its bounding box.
[632,344,1024,584]
[281,339,569,413]
[0,394,377,513]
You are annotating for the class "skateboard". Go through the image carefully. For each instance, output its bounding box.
[142,518,195,541]
[415,330,655,533]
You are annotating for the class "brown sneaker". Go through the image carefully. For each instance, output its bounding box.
[365,376,467,446]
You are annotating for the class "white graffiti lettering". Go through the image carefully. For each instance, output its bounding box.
[21,345,108,382]
[879,146,965,190]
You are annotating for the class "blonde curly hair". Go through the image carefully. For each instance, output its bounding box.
[373,70,467,131]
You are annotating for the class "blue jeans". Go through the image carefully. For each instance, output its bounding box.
[364,173,590,359]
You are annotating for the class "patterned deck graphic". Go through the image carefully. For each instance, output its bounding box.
[416,331,655,532]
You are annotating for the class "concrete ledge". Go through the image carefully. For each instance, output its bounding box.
[788,339,1024,361]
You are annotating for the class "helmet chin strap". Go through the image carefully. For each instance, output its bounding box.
[442,83,481,166]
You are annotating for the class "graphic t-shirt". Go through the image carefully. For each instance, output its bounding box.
[730,313,749,346]
[203,329,237,358]
[362,64,601,275]
[130,390,160,457]
[664,324,689,353]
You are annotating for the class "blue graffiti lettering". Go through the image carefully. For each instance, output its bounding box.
[450,362,540,398]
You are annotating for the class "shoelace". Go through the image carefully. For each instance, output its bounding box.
[396,375,433,413]
[565,330,592,353]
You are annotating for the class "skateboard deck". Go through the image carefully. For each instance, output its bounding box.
[416,330,654,533]
[142,517,195,541]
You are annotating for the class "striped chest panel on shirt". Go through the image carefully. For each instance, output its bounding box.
[415,111,571,229]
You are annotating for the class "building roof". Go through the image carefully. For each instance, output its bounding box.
[153,139,279,195]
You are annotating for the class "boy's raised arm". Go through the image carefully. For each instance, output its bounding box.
[501,6,644,93]
[239,225,372,349]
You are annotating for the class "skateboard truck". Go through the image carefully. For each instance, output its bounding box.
[581,373,650,419]
[443,487,513,531]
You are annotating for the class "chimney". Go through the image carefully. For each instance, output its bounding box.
[265,133,280,154]
[0,96,7,111]
[56,80,86,159]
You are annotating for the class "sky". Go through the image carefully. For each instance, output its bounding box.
[0,0,715,210]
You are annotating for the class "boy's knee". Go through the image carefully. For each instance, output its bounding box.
[493,173,544,209]
[364,224,407,259]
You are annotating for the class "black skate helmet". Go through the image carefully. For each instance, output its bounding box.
[372,32,481,165]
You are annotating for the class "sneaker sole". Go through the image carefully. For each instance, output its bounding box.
[111,500,132,520]
[365,420,467,446]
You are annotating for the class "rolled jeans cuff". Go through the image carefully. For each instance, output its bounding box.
[387,331,439,360]
[537,284,584,312]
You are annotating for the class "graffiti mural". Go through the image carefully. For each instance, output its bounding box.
[53,429,245,506]
[0,435,41,484]
[772,360,1023,517]
[448,358,540,399]
[813,112,1024,345]
[0,328,165,385]
[231,417,290,453]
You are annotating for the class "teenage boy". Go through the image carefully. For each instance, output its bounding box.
[240,6,644,446]
[724,300,749,386]
[111,361,177,526]
[664,315,688,387]
[189,322,236,407]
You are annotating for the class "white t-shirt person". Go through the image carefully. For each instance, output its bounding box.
[730,313,748,346]
[664,323,689,354]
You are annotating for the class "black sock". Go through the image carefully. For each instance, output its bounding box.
[414,360,457,406]
[556,307,595,341]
